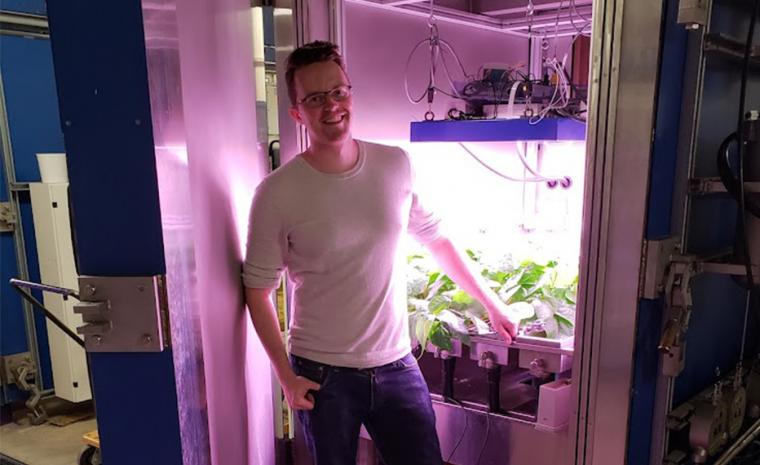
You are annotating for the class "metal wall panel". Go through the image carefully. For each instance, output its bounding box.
[46,1,183,463]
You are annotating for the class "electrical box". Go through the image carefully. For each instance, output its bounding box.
[30,183,91,403]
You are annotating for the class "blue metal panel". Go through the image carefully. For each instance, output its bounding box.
[410,118,586,142]
[627,0,686,461]
[19,194,53,390]
[263,6,275,47]
[46,1,183,464]
[673,1,759,408]
[674,274,755,405]
[0,36,64,183]
[46,0,166,277]
[88,352,184,463]
[0,1,47,15]
[1,34,68,392]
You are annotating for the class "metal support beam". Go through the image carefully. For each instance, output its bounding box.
[476,0,593,17]
[0,72,43,392]
[381,0,427,5]
[0,11,49,39]
[689,178,760,195]
[347,0,529,37]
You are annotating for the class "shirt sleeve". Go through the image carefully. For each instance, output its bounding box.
[404,149,442,244]
[242,183,288,289]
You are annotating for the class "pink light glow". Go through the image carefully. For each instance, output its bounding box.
[345,1,585,270]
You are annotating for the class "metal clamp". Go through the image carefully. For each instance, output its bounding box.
[0,353,47,424]
[0,202,16,232]
[659,262,694,377]
[74,276,169,353]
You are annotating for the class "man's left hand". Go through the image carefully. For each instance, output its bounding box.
[486,303,520,345]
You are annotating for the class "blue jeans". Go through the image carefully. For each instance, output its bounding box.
[290,352,443,465]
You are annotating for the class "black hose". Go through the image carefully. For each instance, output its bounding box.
[486,366,501,413]
[717,132,760,219]
[442,357,456,399]
[732,0,760,359]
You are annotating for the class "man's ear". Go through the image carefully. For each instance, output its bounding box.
[289,106,303,125]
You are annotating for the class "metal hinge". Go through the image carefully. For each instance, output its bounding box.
[640,236,681,300]
[0,202,17,232]
[640,237,695,377]
[74,275,172,353]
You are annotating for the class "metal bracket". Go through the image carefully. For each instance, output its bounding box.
[659,262,694,377]
[689,177,760,196]
[677,0,709,29]
[0,201,16,232]
[0,352,48,425]
[641,236,681,299]
[74,276,169,353]
[664,449,688,465]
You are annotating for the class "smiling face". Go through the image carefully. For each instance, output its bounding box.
[289,60,353,148]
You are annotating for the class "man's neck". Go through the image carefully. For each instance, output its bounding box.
[302,138,359,174]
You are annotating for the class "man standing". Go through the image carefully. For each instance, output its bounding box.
[244,41,519,464]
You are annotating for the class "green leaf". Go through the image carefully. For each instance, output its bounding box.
[543,315,559,339]
[429,321,453,352]
[452,290,475,305]
[505,301,536,321]
[437,310,468,335]
[408,298,429,313]
[407,254,425,263]
[533,300,554,321]
[554,313,574,328]
[555,314,575,338]
[565,288,577,305]
[416,316,434,348]
[466,312,491,334]
[437,310,472,346]
[429,294,452,314]
[427,271,440,288]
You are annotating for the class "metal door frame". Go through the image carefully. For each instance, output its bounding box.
[571,0,666,463]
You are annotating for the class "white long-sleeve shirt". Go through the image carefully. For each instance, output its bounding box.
[243,140,441,368]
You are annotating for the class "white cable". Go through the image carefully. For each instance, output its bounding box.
[571,0,591,22]
[405,39,431,104]
[530,57,571,124]
[405,1,474,108]
[459,142,544,183]
[516,142,567,183]
[506,81,521,118]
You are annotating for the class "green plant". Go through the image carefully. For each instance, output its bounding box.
[406,251,578,351]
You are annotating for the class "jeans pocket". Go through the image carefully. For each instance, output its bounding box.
[397,352,419,369]
[291,356,332,388]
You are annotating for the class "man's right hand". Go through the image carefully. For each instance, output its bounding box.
[281,372,322,411]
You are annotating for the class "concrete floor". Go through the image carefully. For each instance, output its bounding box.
[0,419,97,465]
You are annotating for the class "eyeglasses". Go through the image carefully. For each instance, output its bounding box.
[297,85,353,108]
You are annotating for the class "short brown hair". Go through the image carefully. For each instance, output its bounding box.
[285,41,347,107]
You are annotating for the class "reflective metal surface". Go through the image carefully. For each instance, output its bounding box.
[433,400,568,465]
[140,1,211,463]
[572,0,665,463]
[171,0,274,462]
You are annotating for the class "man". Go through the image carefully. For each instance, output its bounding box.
[244,41,520,464]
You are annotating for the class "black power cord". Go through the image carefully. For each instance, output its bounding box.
[443,397,468,463]
[718,132,760,220]
[720,0,760,359]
